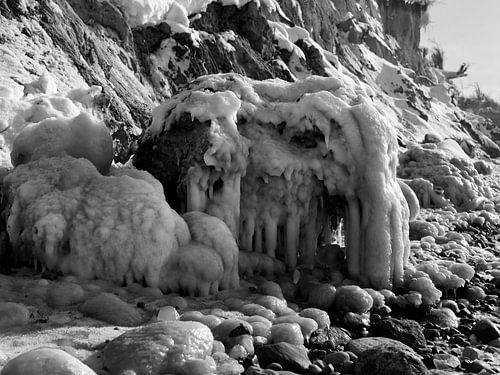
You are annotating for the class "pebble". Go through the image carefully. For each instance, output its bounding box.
[298,308,330,329]
[471,319,500,343]
[307,283,336,310]
[255,343,311,373]
[103,321,213,375]
[323,351,350,366]
[333,285,373,314]
[0,302,30,328]
[370,318,426,350]
[157,305,180,321]
[1,347,96,375]
[309,327,351,350]
[270,323,304,345]
[426,308,459,328]
[462,346,481,360]
[46,282,86,308]
[79,292,145,327]
[464,286,487,301]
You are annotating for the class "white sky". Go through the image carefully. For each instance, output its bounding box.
[421,0,500,100]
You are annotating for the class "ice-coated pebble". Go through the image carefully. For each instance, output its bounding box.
[163,294,188,310]
[226,334,254,356]
[1,347,96,375]
[157,305,180,321]
[333,285,373,314]
[212,340,226,354]
[249,321,272,339]
[448,263,475,281]
[464,286,486,301]
[274,315,318,341]
[240,304,276,321]
[126,283,163,298]
[426,308,459,328]
[270,323,304,345]
[79,292,145,327]
[0,302,30,328]
[181,358,216,375]
[103,321,214,375]
[307,283,336,310]
[254,295,288,315]
[181,311,223,329]
[212,352,245,375]
[212,319,253,345]
[324,351,350,366]
[224,297,246,310]
[363,288,385,308]
[439,299,459,313]
[299,308,330,329]
[229,344,248,360]
[258,281,284,299]
[46,282,86,308]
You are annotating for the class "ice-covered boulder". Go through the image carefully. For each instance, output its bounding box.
[399,140,494,211]
[11,112,113,174]
[135,73,411,289]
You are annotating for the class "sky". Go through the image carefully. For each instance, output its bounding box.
[421,0,500,101]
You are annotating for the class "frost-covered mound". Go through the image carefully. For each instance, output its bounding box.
[1,153,240,296]
[399,138,497,211]
[135,73,410,290]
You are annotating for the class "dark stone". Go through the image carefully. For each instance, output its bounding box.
[471,319,500,343]
[353,346,429,375]
[465,360,492,374]
[134,115,212,212]
[370,318,427,350]
[79,293,146,327]
[309,327,351,350]
[255,343,311,373]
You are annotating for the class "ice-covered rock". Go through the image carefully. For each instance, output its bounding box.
[135,73,411,289]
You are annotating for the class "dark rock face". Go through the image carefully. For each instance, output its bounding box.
[353,345,429,375]
[377,0,427,73]
[370,318,427,350]
[133,115,212,212]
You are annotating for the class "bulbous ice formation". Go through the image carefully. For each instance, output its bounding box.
[2,155,240,296]
[135,73,411,289]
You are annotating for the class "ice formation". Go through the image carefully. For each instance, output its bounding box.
[3,156,191,288]
[135,73,412,289]
[11,113,113,174]
[2,153,241,295]
[399,139,495,211]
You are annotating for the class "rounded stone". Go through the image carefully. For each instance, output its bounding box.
[0,302,30,328]
[1,347,96,375]
[79,292,145,327]
[46,282,86,308]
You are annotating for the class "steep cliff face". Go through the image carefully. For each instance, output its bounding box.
[377,0,427,72]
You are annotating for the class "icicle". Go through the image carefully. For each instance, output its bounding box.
[346,197,361,280]
[187,178,201,211]
[208,183,214,200]
[240,213,255,251]
[285,214,300,268]
[264,216,278,258]
[254,226,263,253]
[303,198,318,267]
